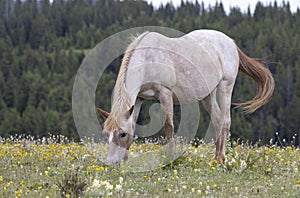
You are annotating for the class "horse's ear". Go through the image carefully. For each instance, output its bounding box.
[98,108,110,119]
[129,105,134,116]
[124,105,134,120]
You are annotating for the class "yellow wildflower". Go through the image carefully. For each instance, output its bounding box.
[20,180,25,188]
[276,153,281,160]
[173,170,178,175]
[197,189,202,195]
[235,186,239,193]
[15,189,22,197]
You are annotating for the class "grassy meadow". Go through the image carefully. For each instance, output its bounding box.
[0,136,299,197]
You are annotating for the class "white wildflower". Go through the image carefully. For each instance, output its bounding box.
[116,184,122,191]
[240,160,247,169]
[92,179,101,188]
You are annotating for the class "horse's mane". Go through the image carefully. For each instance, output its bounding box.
[109,32,149,126]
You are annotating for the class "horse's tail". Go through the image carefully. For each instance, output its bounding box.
[235,47,275,113]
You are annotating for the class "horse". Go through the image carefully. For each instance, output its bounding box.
[98,29,275,165]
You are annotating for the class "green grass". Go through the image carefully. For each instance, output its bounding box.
[0,135,299,197]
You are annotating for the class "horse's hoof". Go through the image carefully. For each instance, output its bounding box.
[215,155,225,164]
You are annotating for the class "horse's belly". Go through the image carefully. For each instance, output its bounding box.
[171,46,223,103]
[172,67,221,103]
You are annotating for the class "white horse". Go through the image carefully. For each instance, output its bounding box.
[98,30,275,165]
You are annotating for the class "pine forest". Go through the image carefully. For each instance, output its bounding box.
[0,0,299,145]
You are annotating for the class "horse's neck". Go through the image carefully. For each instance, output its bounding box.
[112,32,149,111]
[124,61,143,106]
[111,76,140,118]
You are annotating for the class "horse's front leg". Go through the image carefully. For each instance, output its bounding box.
[133,98,143,123]
[158,87,174,142]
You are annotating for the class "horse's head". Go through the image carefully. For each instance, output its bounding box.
[98,106,135,166]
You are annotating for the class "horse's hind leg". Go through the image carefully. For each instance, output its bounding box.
[202,80,235,163]
[202,89,224,162]
[216,80,235,163]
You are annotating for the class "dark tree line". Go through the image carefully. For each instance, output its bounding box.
[0,0,299,145]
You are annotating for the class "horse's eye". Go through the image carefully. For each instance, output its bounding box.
[120,133,127,138]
